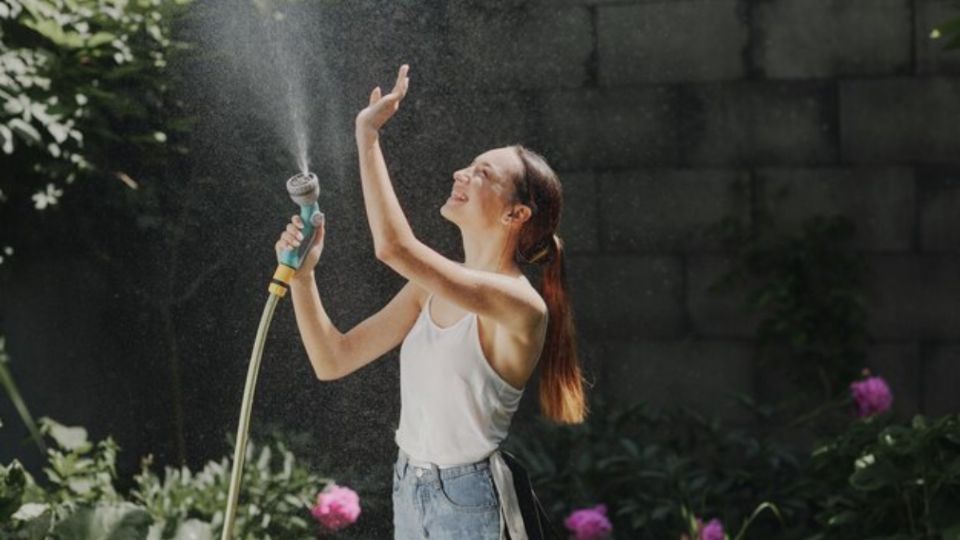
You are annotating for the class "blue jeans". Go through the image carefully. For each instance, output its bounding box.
[392,448,501,539]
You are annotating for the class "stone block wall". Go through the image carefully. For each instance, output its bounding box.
[507,0,960,423]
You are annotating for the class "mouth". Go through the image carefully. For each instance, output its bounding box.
[448,190,469,203]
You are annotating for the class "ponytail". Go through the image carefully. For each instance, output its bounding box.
[536,235,587,424]
[511,144,588,425]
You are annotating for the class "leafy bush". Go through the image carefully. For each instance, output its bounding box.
[508,394,960,540]
[804,413,960,539]
[504,396,801,540]
[133,438,328,539]
[0,417,351,539]
[0,0,193,263]
[710,210,869,407]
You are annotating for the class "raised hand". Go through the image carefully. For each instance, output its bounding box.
[355,64,410,138]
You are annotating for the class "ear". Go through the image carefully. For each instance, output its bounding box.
[501,204,532,226]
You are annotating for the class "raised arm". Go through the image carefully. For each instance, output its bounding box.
[354,65,546,334]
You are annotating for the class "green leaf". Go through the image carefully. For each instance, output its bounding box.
[0,345,46,454]
[826,510,859,526]
[52,503,152,539]
[8,119,42,145]
[42,417,92,452]
[87,31,117,48]
[1,461,29,521]
[22,18,86,49]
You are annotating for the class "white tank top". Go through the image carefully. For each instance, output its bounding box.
[394,293,525,466]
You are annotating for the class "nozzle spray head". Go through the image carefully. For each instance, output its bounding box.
[278,171,323,271]
[286,172,320,206]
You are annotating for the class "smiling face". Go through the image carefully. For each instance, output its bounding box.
[441,147,527,231]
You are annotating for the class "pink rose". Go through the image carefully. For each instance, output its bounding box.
[563,504,613,540]
[699,518,724,540]
[850,375,893,418]
[311,483,361,532]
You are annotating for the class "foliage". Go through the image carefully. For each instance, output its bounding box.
[0,335,46,453]
[804,413,960,539]
[708,205,870,409]
[0,417,132,538]
[133,437,330,540]
[503,396,801,540]
[509,394,960,540]
[0,418,343,540]
[0,0,193,264]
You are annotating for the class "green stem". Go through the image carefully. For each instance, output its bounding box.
[733,501,783,540]
[787,396,850,428]
[0,344,47,456]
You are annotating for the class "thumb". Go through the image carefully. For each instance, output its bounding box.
[369,86,381,106]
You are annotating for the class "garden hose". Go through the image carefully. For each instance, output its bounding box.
[221,172,323,540]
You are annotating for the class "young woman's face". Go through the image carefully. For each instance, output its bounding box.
[441,147,526,230]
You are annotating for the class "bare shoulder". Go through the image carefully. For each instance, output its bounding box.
[515,274,548,333]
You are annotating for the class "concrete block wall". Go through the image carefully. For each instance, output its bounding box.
[474,0,960,423]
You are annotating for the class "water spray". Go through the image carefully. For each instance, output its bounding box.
[221,172,323,540]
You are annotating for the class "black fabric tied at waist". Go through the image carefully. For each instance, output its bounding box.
[490,449,562,540]
[403,448,561,540]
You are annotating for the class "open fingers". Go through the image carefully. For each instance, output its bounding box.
[370,65,410,108]
[391,64,409,96]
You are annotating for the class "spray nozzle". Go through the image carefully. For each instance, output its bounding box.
[286,171,320,206]
[275,171,323,272]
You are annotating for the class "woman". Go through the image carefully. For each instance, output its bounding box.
[275,65,586,540]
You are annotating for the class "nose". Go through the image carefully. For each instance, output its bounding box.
[453,169,469,184]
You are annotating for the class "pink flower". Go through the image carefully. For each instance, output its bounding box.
[311,483,360,532]
[850,375,893,418]
[699,518,724,540]
[563,504,613,540]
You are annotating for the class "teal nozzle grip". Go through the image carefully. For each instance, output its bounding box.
[279,172,322,270]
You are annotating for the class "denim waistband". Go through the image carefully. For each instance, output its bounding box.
[395,447,527,539]
[396,447,490,479]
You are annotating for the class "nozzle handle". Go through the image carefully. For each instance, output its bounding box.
[278,202,322,269]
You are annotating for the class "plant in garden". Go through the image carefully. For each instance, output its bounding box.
[679,503,782,540]
[803,413,960,538]
[709,202,870,425]
[505,396,800,539]
[0,0,193,260]
[0,417,150,538]
[680,513,724,540]
[1,417,358,539]
[133,437,351,539]
[0,335,45,454]
[1,0,198,466]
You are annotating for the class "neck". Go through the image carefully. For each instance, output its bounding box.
[460,226,519,275]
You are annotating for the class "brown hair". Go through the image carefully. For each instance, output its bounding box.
[511,145,588,425]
